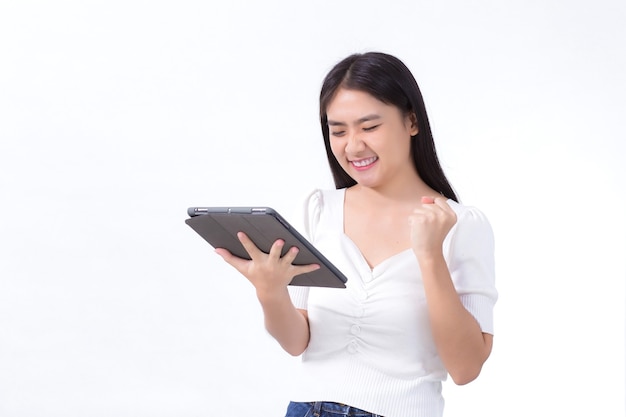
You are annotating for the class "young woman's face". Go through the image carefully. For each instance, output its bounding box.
[326,88,418,190]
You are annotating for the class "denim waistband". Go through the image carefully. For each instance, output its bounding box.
[310,401,382,417]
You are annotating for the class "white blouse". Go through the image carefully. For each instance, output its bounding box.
[288,188,498,417]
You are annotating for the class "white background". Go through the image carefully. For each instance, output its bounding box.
[1,1,625,416]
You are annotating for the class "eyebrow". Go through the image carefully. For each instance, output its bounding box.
[327,114,382,126]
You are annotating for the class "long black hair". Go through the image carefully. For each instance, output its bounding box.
[319,52,458,202]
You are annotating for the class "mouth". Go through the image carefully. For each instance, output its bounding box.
[350,156,378,169]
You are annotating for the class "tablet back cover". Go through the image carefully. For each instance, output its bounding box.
[185,210,347,288]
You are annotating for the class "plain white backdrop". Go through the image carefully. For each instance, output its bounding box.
[1,1,625,416]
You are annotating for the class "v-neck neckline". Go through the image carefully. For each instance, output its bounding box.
[338,188,415,272]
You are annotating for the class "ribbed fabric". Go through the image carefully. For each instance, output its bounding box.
[287,189,498,417]
[291,357,444,416]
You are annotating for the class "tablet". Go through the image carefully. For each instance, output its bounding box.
[185,206,347,288]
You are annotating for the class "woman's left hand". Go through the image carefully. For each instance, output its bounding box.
[409,196,457,258]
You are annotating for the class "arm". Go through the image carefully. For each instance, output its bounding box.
[410,197,493,385]
[417,254,492,385]
[215,232,316,356]
[256,288,310,356]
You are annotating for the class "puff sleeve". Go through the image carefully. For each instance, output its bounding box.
[287,189,323,309]
[444,202,498,334]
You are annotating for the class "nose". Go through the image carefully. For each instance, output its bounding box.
[345,131,365,154]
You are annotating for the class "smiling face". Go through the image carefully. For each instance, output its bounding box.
[326,88,419,191]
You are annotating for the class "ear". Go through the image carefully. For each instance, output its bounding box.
[407,112,419,136]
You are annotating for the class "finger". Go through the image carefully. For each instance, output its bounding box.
[292,263,321,276]
[433,197,456,215]
[280,245,300,265]
[237,232,263,259]
[432,198,457,226]
[268,238,285,261]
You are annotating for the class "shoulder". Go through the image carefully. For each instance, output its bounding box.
[447,200,492,228]
[305,187,344,201]
[302,188,345,239]
[304,188,345,213]
[445,200,495,249]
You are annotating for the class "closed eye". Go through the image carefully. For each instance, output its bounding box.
[330,130,346,137]
[363,124,380,132]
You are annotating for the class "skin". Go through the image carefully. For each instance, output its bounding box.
[216,87,493,385]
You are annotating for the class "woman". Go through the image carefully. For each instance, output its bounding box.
[216,52,498,417]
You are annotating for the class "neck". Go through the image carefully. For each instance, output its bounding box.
[351,177,436,205]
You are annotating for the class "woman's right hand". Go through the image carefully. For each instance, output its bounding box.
[214,231,320,296]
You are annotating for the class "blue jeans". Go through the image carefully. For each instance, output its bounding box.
[284,401,384,417]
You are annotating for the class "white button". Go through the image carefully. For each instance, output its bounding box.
[350,325,361,335]
[347,341,358,354]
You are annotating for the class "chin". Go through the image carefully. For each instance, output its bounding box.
[352,178,381,189]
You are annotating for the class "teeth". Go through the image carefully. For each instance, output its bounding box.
[352,157,378,167]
